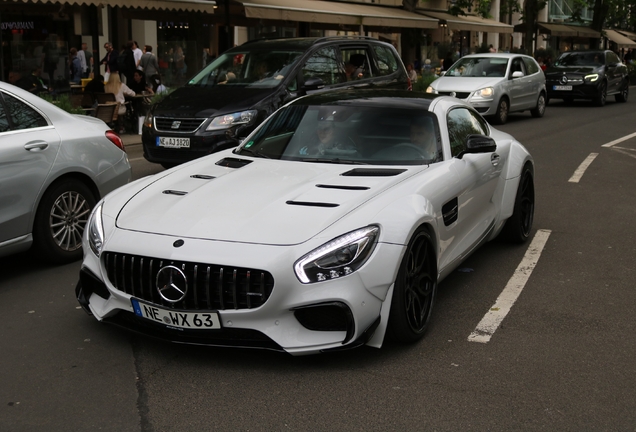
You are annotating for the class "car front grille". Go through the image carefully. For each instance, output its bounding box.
[154,117,206,133]
[438,91,471,99]
[103,252,275,311]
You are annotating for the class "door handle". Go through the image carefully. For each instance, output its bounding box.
[24,141,49,151]
[491,153,500,166]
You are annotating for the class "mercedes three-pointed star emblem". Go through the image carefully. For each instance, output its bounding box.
[156,265,188,303]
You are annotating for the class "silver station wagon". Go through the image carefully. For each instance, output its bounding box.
[426,53,547,124]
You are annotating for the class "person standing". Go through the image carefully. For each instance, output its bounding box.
[81,42,93,78]
[101,42,119,80]
[119,41,137,85]
[69,48,82,84]
[133,41,143,70]
[140,45,160,83]
[77,45,87,78]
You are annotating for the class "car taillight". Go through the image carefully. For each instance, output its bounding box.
[105,130,125,152]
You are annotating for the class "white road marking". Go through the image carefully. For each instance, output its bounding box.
[568,153,598,183]
[612,148,636,160]
[601,132,636,148]
[468,229,552,344]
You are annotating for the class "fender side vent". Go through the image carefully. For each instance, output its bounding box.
[286,200,339,208]
[341,168,406,177]
[316,184,370,191]
[215,158,252,168]
[190,174,215,180]
[442,197,458,226]
[163,190,188,196]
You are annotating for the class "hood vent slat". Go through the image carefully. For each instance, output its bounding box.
[162,190,188,196]
[191,174,216,180]
[216,158,252,168]
[316,184,370,191]
[341,168,407,177]
[286,200,339,208]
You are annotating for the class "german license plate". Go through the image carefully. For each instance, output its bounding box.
[553,85,572,91]
[157,137,190,148]
[131,298,221,330]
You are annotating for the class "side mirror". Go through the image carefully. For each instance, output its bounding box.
[302,77,325,91]
[511,71,524,79]
[457,134,497,158]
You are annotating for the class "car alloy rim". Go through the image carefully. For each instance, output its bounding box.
[538,95,546,114]
[500,100,508,122]
[402,231,435,333]
[601,84,607,104]
[49,191,91,251]
[519,173,534,237]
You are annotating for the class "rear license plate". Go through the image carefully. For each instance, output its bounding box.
[157,137,190,148]
[131,298,221,330]
[553,85,572,91]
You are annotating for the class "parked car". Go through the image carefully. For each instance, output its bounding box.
[142,36,411,168]
[426,53,547,124]
[77,89,534,355]
[545,49,629,106]
[0,82,131,264]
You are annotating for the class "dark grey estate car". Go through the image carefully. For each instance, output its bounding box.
[142,36,411,168]
[545,50,629,106]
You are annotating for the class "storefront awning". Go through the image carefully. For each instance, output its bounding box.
[604,29,636,48]
[9,0,217,13]
[567,25,600,38]
[538,22,578,37]
[418,10,513,34]
[617,29,636,41]
[239,0,438,29]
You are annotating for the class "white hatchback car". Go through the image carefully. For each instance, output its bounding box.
[427,53,547,124]
[0,82,131,263]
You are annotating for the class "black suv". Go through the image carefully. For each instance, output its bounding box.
[545,50,629,106]
[142,36,411,167]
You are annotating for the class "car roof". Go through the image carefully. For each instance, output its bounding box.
[292,89,438,110]
[232,36,391,52]
[461,53,531,59]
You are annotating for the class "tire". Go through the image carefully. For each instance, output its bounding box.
[615,81,629,103]
[500,165,534,243]
[531,92,546,118]
[492,97,509,125]
[33,179,96,264]
[594,81,607,107]
[387,228,437,343]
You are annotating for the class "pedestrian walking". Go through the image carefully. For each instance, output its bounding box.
[140,45,160,83]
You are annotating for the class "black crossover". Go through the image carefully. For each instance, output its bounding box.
[142,36,411,167]
[545,50,629,107]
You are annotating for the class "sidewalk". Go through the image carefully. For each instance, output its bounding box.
[121,133,142,147]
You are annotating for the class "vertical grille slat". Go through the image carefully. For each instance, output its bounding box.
[103,252,274,311]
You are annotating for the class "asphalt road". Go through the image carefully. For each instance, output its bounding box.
[1,96,635,431]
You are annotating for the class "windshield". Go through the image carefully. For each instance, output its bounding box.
[187,49,303,88]
[555,52,604,67]
[234,104,442,165]
[446,57,509,77]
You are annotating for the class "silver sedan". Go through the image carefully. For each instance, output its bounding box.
[0,82,131,264]
[427,53,547,124]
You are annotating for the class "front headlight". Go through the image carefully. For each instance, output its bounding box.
[294,226,379,284]
[426,86,436,94]
[476,87,494,98]
[88,202,104,257]
[584,73,599,82]
[206,110,258,131]
[143,112,153,129]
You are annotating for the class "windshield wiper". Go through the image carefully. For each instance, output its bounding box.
[237,148,271,159]
[302,158,368,165]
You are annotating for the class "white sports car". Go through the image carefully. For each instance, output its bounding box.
[76,90,534,355]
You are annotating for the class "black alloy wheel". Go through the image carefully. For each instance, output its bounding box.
[594,81,607,107]
[387,228,437,343]
[501,165,534,243]
[615,81,629,103]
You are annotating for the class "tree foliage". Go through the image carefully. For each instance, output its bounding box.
[448,0,494,18]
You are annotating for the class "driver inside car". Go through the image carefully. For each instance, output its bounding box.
[299,109,356,157]
[409,117,439,161]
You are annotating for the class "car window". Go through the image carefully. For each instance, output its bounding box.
[607,51,620,65]
[0,96,10,132]
[302,47,341,86]
[341,47,372,81]
[510,57,526,76]
[1,92,48,130]
[446,57,509,77]
[237,104,442,165]
[447,107,488,157]
[372,45,398,76]
[522,57,540,75]
[555,52,604,66]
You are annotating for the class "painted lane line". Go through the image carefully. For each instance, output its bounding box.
[468,229,552,344]
[568,153,598,183]
[611,148,636,160]
[601,132,636,148]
